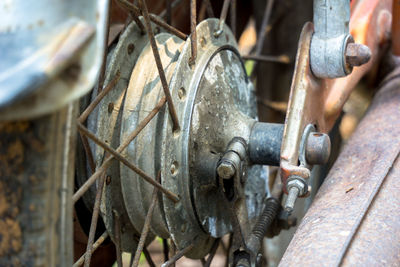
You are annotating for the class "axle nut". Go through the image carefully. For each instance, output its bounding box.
[305,132,331,165]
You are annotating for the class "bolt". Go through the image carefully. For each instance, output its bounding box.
[345,43,371,67]
[285,187,299,213]
[217,161,235,179]
[305,132,331,165]
[235,258,250,267]
[284,179,307,214]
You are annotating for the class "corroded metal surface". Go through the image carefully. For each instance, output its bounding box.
[0,104,77,266]
[279,68,400,266]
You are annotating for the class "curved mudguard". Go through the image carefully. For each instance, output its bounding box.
[279,67,400,266]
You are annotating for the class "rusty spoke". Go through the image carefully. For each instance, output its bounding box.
[160,0,183,19]
[118,0,187,40]
[203,0,215,18]
[78,71,121,123]
[79,133,96,173]
[73,231,109,267]
[204,238,220,267]
[163,239,170,262]
[243,54,290,64]
[113,210,123,267]
[77,122,179,203]
[230,0,236,37]
[139,0,180,131]
[166,0,172,24]
[189,0,197,64]
[74,97,179,203]
[214,0,231,37]
[131,172,161,267]
[83,173,106,267]
[143,247,157,267]
[97,0,112,93]
[162,244,195,267]
[255,0,275,56]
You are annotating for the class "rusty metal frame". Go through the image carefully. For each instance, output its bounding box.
[280,0,393,188]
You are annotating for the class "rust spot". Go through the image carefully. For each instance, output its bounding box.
[0,218,22,256]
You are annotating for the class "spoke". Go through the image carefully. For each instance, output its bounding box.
[204,238,220,267]
[160,0,183,19]
[161,244,195,267]
[189,0,197,65]
[73,231,109,267]
[73,97,180,203]
[79,132,96,173]
[143,247,157,267]
[230,0,237,37]
[166,0,172,24]
[131,172,161,267]
[255,0,275,56]
[83,173,106,267]
[78,72,121,123]
[118,0,187,40]
[139,0,180,131]
[163,239,170,262]
[97,0,112,93]
[242,54,290,64]
[113,210,123,267]
[77,121,179,203]
[149,14,188,40]
[214,0,231,37]
[203,0,215,18]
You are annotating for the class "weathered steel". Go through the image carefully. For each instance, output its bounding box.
[279,67,400,266]
[189,0,197,64]
[73,231,109,267]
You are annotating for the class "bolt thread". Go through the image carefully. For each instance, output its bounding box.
[247,198,280,253]
[285,186,300,213]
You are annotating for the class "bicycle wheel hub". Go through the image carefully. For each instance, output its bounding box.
[93,18,267,258]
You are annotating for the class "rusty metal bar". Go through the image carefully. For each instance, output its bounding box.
[160,0,183,19]
[242,54,290,64]
[189,0,197,65]
[131,172,161,267]
[162,244,195,267]
[73,97,180,203]
[113,210,123,267]
[255,0,275,55]
[204,238,220,267]
[149,14,188,40]
[78,72,121,123]
[166,0,172,24]
[77,121,179,203]
[203,0,215,18]
[83,173,106,267]
[143,247,156,267]
[230,0,236,37]
[97,0,112,93]
[118,0,187,40]
[73,231,109,267]
[139,0,180,131]
[214,0,231,37]
[393,0,400,56]
[163,239,170,262]
[79,132,96,173]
